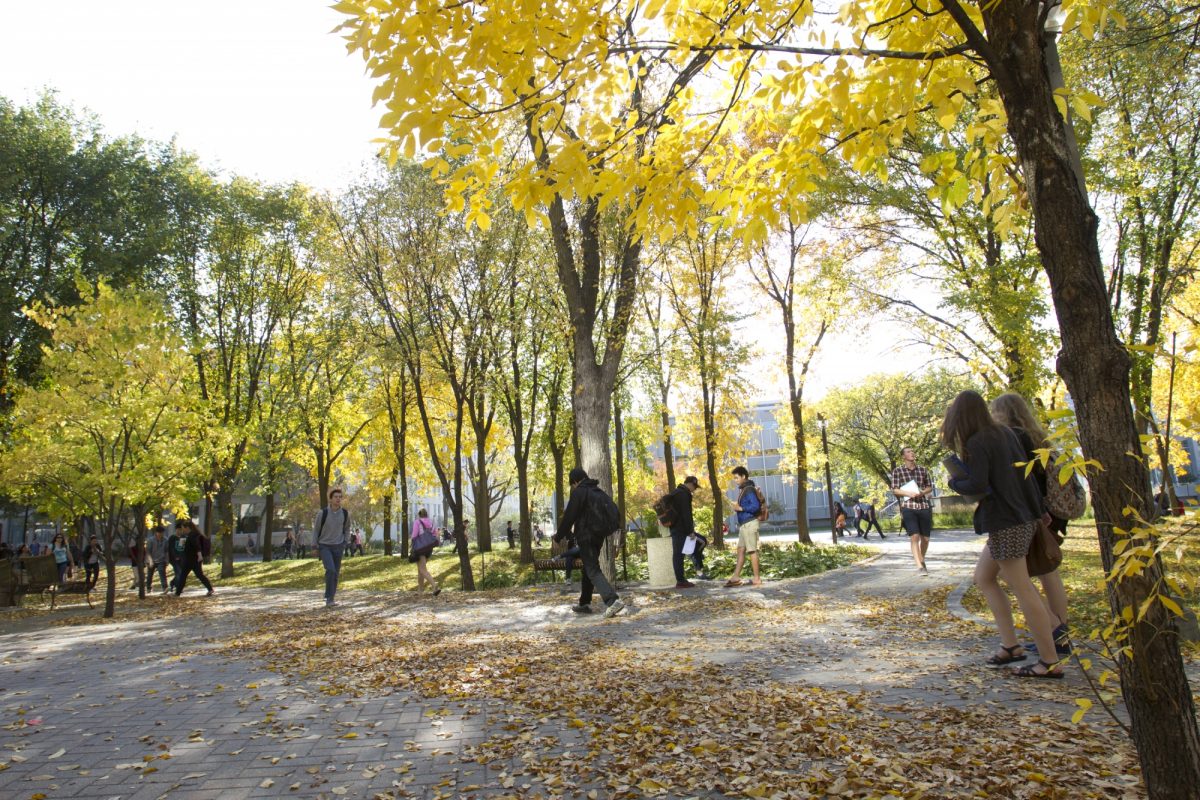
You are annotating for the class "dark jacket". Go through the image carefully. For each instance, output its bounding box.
[183,530,205,563]
[668,485,695,536]
[948,425,1043,534]
[555,478,608,544]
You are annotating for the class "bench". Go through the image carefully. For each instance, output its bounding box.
[6,555,94,611]
[533,540,583,579]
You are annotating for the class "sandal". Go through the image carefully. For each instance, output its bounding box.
[987,644,1026,666]
[724,579,743,588]
[1011,659,1064,679]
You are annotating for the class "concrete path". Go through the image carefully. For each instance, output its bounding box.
[0,531,1149,799]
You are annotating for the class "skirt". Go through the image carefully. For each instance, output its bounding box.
[986,521,1038,561]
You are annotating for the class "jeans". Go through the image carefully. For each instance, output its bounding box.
[169,561,182,591]
[670,529,689,582]
[85,563,99,589]
[578,537,618,607]
[560,545,581,580]
[319,543,345,602]
[145,562,168,591]
[56,560,70,584]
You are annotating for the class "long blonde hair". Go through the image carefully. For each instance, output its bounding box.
[989,393,1048,446]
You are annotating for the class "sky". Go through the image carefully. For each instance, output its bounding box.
[0,0,936,403]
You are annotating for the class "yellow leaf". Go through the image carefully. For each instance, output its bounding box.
[1071,698,1093,725]
[341,732,359,739]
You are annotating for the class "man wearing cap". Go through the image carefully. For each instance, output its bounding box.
[554,467,626,618]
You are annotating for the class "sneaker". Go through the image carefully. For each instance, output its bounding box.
[206,589,216,597]
[325,600,338,608]
[919,565,929,574]
[570,604,594,614]
[603,598,626,618]
[675,581,695,589]
[695,573,711,581]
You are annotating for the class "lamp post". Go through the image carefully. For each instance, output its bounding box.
[817,413,836,544]
[1164,331,1179,512]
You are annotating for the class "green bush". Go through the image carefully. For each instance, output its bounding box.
[699,541,871,582]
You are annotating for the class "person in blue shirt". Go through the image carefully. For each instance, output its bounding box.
[725,466,763,587]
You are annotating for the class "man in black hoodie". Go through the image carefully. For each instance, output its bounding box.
[554,467,626,618]
[668,476,707,587]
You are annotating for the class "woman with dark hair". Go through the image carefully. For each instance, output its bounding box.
[832,501,848,541]
[173,519,214,597]
[409,509,440,596]
[942,390,1063,678]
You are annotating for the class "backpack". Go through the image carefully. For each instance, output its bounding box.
[1045,454,1087,520]
[653,494,677,527]
[741,485,769,522]
[318,508,350,542]
[584,486,622,541]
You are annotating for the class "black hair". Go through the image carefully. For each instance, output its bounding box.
[731,466,749,478]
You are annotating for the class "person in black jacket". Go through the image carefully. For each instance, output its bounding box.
[668,477,707,586]
[554,467,626,618]
[942,391,1061,678]
[173,519,214,597]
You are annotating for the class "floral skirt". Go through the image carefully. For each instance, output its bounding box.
[986,521,1037,561]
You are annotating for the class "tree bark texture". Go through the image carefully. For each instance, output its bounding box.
[969,4,1200,795]
[261,491,275,562]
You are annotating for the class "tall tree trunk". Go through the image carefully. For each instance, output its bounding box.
[472,434,493,552]
[261,491,275,562]
[660,404,677,490]
[383,469,396,557]
[516,454,533,563]
[133,505,148,600]
[614,397,629,578]
[217,488,235,578]
[789,395,813,544]
[968,4,1200,795]
[699,369,725,549]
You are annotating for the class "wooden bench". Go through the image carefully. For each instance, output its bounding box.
[8,554,93,611]
[533,540,583,579]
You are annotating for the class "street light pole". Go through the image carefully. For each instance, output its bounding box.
[818,413,836,544]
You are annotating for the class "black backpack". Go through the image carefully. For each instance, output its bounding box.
[584,486,622,540]
[653,493,677,527]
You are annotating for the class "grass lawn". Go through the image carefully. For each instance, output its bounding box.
[217,539,875,592]
[962,520,1200,648]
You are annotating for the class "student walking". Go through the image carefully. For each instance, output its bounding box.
[409,509,441,595]
[553,468,625,618]
[942,390,1063,678]
[861,500,885,539]
[166,524,186,592]
[145,526,170,593]
[891,447,934,572]
[173,519,214,597]
[725,466,763,587]
[313,488,351,608]
[832,501,848,541]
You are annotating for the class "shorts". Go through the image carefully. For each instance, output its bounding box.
[986,521,1037,561]
[737,519,760,553]
[901,507,933,537]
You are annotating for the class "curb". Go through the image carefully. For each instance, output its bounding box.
[946,577,990,628]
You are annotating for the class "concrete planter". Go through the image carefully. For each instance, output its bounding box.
[645,531,675,589]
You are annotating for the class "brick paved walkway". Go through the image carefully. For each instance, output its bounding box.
[0,532,1153,799]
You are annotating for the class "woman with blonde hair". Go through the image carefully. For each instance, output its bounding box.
[942,390,1063,678]
[989,392,1072,657]
[409,509,441,596]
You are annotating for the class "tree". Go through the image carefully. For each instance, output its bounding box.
[1069,0,1200,510]
[662,218,751,547]
[828,131,1054,397]
[750,215,850,543]
[0,283,212,617]
[0,93,176,414]
[814,370,973,491]
[338,2,1200,789]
